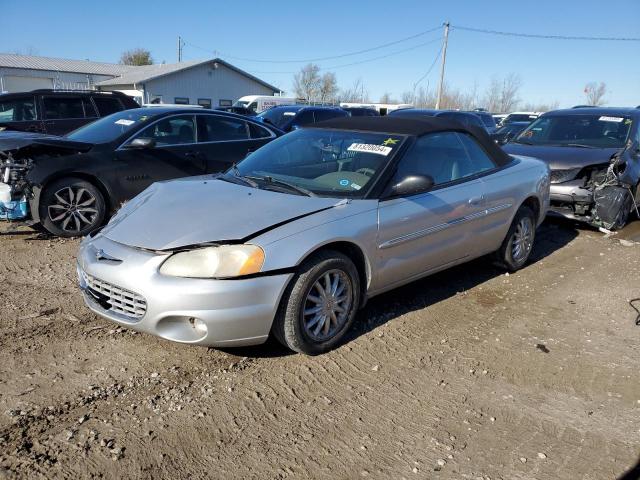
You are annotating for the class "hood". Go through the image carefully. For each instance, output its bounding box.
[0,130,93,154]
[503,143,619,170]
[102,177,344,250]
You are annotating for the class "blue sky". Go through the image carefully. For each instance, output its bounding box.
[2,0,639,107]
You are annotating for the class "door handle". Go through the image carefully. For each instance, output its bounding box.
[184,151,201,158]
[468,195,484,206]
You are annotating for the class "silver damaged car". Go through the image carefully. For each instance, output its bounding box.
[77,116,550,354]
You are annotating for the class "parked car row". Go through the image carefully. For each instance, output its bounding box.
[1,88,638,356]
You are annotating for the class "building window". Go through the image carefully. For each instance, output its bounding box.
[219,99,232,107]
[174,97,189,105]
[197,98,212,109]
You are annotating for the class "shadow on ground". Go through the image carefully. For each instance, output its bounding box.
[230,219,580,358]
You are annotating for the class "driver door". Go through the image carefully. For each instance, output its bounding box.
[114,114,206,202]
[375,132,491,290]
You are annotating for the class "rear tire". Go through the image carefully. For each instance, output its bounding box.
[494,205,536,272]
[39,177,106,238]
[272,250,360,355]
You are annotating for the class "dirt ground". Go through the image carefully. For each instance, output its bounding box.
[0,217,639,480]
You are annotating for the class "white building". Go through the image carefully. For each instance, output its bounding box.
[0,53,281,107]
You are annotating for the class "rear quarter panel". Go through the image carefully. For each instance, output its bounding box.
[478,155,549,254]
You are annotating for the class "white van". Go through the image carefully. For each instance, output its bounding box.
[234,95,297,113]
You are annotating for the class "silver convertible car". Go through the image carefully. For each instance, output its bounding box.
[77,116,550,355]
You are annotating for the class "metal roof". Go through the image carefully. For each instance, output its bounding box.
[0,53,135,76]
[95,58,279,92]
[0,54,280,92]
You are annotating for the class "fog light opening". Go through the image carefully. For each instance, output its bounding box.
[189,317,207,335]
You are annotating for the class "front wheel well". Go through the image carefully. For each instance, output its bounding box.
[297,241,370,307]
[521,196,541,223]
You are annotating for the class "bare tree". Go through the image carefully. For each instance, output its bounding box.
[293,64,321,102]
[319,72,338,103]
[521,100,560,112]
[379,92,398,104]
[340,78,369,103]
[120,48,153,66]
[401,91,414,104]
[584,82,607,106]
[498,73,522,113]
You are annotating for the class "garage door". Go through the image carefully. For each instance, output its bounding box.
[2,75,53,93]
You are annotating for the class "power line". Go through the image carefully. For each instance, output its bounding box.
[321,37,441,70]
[186,37,441,75]
[452,25,640,42]
[182,25,441,64]
[413,43,443,89]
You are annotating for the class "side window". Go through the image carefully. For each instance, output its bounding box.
[456,133,496,175]
[42,97,85,119]
[296,110,314,126]
[199,115,248,142]
[315,110,340,122]
[248,122,273,139]
[93,97,124,116]
[131,115,196,146]
[394,132,469,186]
[82,98,97,118]
[0,97,37,122]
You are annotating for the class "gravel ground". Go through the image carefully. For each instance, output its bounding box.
[0,218,639,479]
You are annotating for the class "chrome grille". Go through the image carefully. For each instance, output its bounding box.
[80,270,147,319]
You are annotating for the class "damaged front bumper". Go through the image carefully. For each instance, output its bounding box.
[549,154,639,230]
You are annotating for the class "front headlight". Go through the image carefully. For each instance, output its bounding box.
[159,245,265,278]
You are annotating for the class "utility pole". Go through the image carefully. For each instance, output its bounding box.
[435,22,450,110]
[177,36,183,63]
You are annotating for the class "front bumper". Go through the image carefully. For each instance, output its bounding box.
[77,235,292,347]
[549,180,593,220]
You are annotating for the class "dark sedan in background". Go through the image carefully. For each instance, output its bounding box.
[491,121,530,144]
[389,108,489,132]
[0,107,281,237]
[256,105,348,132]
[503,107,640,230]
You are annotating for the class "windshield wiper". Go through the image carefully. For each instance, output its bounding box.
[560,143,597,149]
[221,164,259,188]
[513,139,533,145]
[253,175,316,197]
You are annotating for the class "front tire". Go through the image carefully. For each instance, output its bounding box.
[39,177,106,237]
[495,205,536,272]
[273,250,361,355]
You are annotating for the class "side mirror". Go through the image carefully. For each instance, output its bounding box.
[387,174,435,197]
[127,137,156,149]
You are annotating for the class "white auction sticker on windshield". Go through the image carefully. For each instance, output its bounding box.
[599,116,624,123]
[347,143,392,156]
[115,119,135,126]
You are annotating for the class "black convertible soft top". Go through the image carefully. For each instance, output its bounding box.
[312,115,512,166]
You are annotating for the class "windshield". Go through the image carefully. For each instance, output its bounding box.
[233,100,249,107]
[66,109,152,143]
[514,114,633,148]
[234,128,406,198]
[505,114,537,123]
[478,113,496,128]
[256,106,302,129]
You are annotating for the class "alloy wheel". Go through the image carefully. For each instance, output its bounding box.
[47,186,99,233]
[302,269,353,342]
[511,216,534,263]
